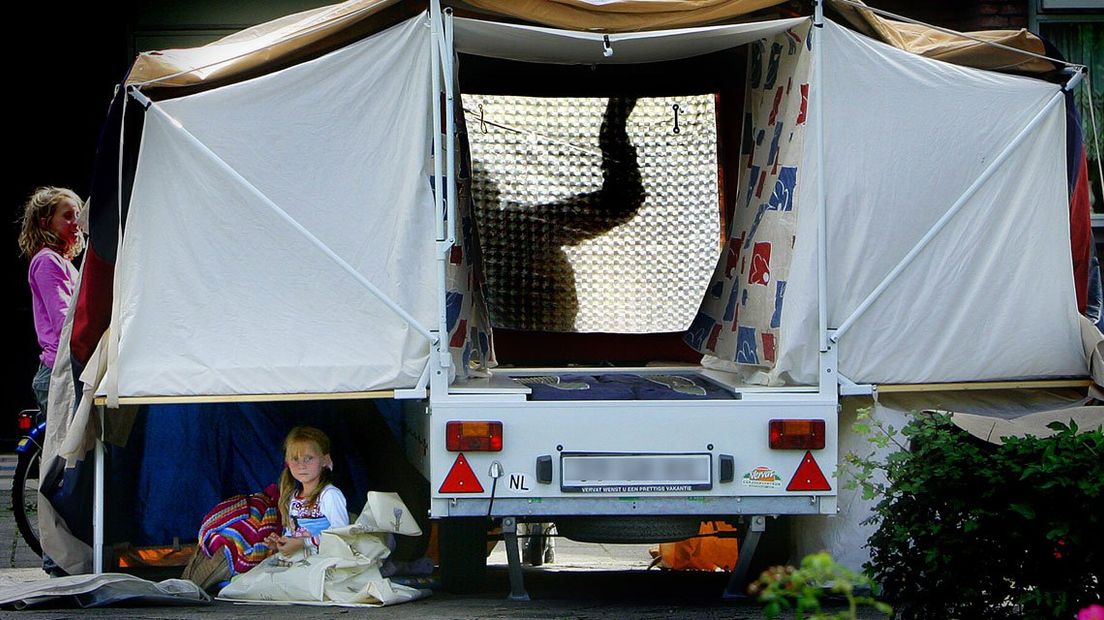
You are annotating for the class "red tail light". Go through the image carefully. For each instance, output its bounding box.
[769,419,825,450]
[17,413,32,432]
[446,421,503,452]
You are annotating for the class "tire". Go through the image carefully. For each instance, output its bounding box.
[438,518,488,593]
[12,443,43,557]
[556,516,702,544]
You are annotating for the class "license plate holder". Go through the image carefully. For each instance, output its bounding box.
[560,452,712,493]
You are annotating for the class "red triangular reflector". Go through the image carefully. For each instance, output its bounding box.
[786,451,832,492]
[439,453,484,494]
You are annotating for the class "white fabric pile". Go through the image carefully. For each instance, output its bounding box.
[218,492,430,607]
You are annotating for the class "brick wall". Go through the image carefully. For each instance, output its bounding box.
[867,0,1030,31]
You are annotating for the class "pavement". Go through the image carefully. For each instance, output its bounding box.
[0,454,887,618]
[0,454,41,572]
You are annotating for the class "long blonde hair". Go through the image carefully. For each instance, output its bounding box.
[278,426,335,529]
[18,186,84,260]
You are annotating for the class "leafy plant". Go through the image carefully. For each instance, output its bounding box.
[841,410,1103,619]
[750,551,891,619]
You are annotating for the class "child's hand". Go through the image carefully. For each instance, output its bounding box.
[263,532,281,548]
[276,536,306,555]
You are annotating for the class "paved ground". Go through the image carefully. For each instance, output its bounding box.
[0,454,40,572]
[0,454,887,618]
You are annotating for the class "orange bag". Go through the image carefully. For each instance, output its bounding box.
[656,520,739,571]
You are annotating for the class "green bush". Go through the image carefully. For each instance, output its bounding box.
[751,551,891,619]
[844,412,1103,619]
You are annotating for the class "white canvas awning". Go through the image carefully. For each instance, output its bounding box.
[452,16,808,64]
[111,15,436,398]
[773,20,1085,385]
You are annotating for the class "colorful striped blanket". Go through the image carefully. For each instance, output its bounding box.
[198,484,281,575]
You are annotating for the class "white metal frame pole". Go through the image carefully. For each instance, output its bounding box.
[813,2,836,399]
[444,10,457,250]
[431,3,444,243]
[814,2,827,355]
[93,405,105,573]
[437,7,457,374]
[831,79,1075,344]
[429,0,452,397]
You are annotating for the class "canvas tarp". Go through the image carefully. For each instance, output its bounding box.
[124,0,1055,94]
[112,15,436,397]
[110,9,1088,395]
[827,0,1055,74]
[451,15,807,64]
[109,15,820,400]
[704,19,1084,386]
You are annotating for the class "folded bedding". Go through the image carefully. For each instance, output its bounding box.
[521,373,734,401]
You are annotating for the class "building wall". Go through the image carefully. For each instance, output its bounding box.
[870,0,1031,30]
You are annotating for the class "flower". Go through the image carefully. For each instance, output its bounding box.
[1077,604,1104,620]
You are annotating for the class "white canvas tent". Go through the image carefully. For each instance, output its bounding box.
[98,11,1085,400]
[43,0,1096,577]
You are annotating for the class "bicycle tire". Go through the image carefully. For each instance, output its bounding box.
[12,442,43,557]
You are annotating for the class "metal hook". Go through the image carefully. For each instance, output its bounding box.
[603,35,614,58]
[672,103,681,134]
[478,103,487,134]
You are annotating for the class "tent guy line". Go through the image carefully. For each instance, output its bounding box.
[127,87,438,346]
[463,106,615,161]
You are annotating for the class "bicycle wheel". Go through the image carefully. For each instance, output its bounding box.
[12,441,43,557]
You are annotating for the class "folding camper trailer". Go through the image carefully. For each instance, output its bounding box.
[43,0,1096,596]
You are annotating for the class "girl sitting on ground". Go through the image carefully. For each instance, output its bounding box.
[266,426,349,556]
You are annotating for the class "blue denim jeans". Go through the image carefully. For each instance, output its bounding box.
[32,363,50,417]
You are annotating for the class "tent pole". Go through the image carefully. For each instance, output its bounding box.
[431,1,443,242]
[129,90,436,344]
[434,6,457,373]
[814,3,827,355]
[444,9,456,249]
[831,86,1068,344]
[428,0,452,392]
[92,408,105,574]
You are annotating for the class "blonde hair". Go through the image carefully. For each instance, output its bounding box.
[278,426,335,530]
[18,187,84,260]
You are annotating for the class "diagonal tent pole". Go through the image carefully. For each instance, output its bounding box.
[831,70,1083,345]
[126,87,437,346]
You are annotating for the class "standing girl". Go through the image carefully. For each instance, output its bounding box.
[18,187,83,418]
[267,427,349,555]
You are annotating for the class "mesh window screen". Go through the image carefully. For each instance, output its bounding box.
[465,94,720,333]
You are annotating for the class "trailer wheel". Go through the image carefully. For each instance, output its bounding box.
[438,518,489,593]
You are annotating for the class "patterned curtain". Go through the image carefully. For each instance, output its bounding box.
[686,22,813,369]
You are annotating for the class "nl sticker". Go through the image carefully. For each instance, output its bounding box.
[742,466,782,489]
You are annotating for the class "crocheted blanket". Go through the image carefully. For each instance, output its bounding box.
[198,484,281,575]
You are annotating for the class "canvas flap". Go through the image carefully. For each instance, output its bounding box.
[114,15,436,397]
[772,20,1084,385]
